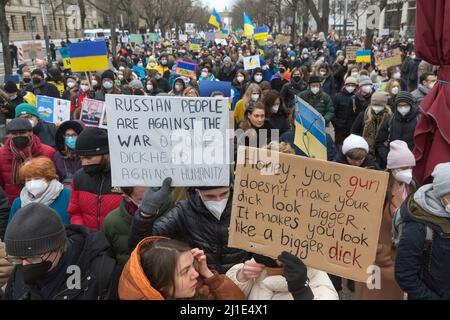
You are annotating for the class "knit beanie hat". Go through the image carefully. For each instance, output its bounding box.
[387,140,416,169]
[223,56,232,65]
[5,203,67,257]
[432,162,450,198]
[6,118,33,133]
[129,79,144,90]
[31,69,45,78]
[395,91,416,107]
[345,77,358,85]
[101,70,115,82]
[302,48,309,55]
[75,127,109,156]
[371,91,389,106]
[4,81,19,93]
[358,76,373,87]
[342,134,369,155]
[15,103,40,119]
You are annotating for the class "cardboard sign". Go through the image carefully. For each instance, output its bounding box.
[19,42,44,62]
[228,146,389,282]
[275,35,291,46]
[345,46,360,62]
[176,60,198,78]
[199,81,232,98]
[376,49,402,70]
[80,98,105,127]
[130,34,143,44]
[244,55,261,71]
[36,95,71,124]
[105,95,231,187]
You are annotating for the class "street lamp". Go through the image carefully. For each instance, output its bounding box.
[39,0,52,62]
[343,0,349,38]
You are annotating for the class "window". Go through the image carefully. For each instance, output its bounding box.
[10,15,17,31]
[22,16,28,31]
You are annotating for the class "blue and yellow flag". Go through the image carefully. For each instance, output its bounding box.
[243,12,254,38]
[254,25,269,41]
[68,41,108,72]
[209,9,222,29]
[59,47,71,69]
[356,50,371,63]
[294,97,327,160]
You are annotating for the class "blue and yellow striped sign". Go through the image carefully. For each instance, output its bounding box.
[68,41,108,72]
[356,50,371,63]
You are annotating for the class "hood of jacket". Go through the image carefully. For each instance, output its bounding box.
[414,184,450,219]
[55,120,85,152]
[118,236,167,300]
[394,105,419,122]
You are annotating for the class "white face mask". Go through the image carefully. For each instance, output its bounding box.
[203,198,228,220]
[397,106,411,116]
[251,94,260,102]
[311,87,320,95]
[391,87,399,95]
[351,72,359,79]
[372,106,384,114]
[362,85,373,94]
[118,75,124,80]
[26,179,48,197]
[150,62,156,67]
[393,169,413,184]
[237,76,245,83]
[319,70,327,76]
[346,86,355,93]
[254,75,263,83]
[393,72,401,80]
[428,81,436,89]
[80,85,89,92]
[272,105,280,113]
[91,80,98,87]
[146,85,153,91]
[67,82,76,89]
[201,72,208,78]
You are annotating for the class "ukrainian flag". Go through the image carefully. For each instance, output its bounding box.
[243,12,254,38]
[68,41,109,73]
[294,97,327,160]
[356,50,371,63]
[209,9,222,29]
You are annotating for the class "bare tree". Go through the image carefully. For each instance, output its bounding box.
[306,0,330,33]
[0,0,12,76]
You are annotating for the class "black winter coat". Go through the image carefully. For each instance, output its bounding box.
[4,225,121,300]
[321,75,338,98]
[280,80,308,109]
[0,186,10,241]
[25,82,60,98]
[332,89,356,134]
[354,92,372,118]
[129,188,251,274]
[269,109,291,136]
[33,120,57,148]
[375,107,419,167]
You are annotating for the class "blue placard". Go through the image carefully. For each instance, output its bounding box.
[295,97,326,146]
[199,81,232,97]
[36,96,55,123]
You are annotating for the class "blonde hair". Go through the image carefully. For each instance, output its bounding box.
[243,83,262,107]
[385,79,401,98]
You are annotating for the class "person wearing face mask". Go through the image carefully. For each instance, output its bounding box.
[69,127,122,230]
[0,118,55,204]
[9,157,71,224]
[412,72,437,106]
[231,70,249,110]
[270,60,290,92]
[299,48,312,67]
[263,90,291,136]
[145,78,162,96]
[332,77,358,149]
[25,69,60,98]
[387,66,407,91]
[385,79,401,111]
[351,91,392,161]
[298,76,335,126]
[218,56,237,82]
[146,56,158,72]
[3,81,25,120]
[280,68,308,109]
[169,77,187,96]
[129,178,252,274]
[102,187,174,267]
[3,203,121,300]
[52,120,84,188]
[233,83,262,126]
[132,59,146,80]
[353,76,374,118]
[394,162,450,300]
[250,68,264,87]
[375,91,420,169]
[315,63,337,98]
[15,103,57,148]
[355,140,417,300]
[401,51,421,92]
[198,66,217,82]
[154,54,170,80]
[94,70,121,102]
[19,71,32,90]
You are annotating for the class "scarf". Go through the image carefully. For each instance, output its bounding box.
[20,179,65,207]
[362,110,391,152]
[9,137,36,185]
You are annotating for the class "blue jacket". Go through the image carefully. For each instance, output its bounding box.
[395,195,450,300]
[132,66,147,79]
[9,188,71,225]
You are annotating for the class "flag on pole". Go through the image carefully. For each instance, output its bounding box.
[209,8,222,29]
[243,12,254,38]
[356,50,371,63]
[68,41,108,72]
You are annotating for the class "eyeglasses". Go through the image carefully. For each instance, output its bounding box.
[5,252,50,265]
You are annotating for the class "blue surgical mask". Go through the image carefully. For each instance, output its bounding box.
[103,81,113,90]
[65,136,77,149]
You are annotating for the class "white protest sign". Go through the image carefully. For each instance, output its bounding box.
[105,95,231,187]
[179,34,188,42]
[244,55,261,71]
[185,23,195,33]
[36,95,71,124]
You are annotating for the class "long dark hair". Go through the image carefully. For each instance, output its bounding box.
[140,239,192,300]
[240,101,266,131]
[262,89,288,118]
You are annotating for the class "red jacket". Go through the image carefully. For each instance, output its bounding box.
[68,168,122,230]
[0,135,56,203]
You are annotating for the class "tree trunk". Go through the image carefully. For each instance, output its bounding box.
[0,1,12,76]
[321,0,329,33]
[277,3,282,33]
[62,0,69,40]
[111,4,117,56]
[50,3,57,39]
[290,0,298,43]
[302,1,309,35]
[78,0,86,30]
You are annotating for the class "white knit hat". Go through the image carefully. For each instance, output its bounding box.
[342,134,369,155]
[432,162,450,198]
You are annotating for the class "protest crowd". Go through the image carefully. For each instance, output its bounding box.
[0,10,449,302]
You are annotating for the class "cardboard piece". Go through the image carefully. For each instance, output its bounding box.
[228,146,389,282]
[375,49,403,70]
[105,94,231,187]
[345,46,360,61]
[19,42,44,62]
[275,35,291,46]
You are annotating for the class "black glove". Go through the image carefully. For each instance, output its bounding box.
[139,177,172,217]
[278,251,314,300]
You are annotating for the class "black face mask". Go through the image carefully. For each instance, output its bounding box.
[12,136,30,149]
[21,260,53,285]
[32,78,42,85]
[292,76,301,83]
[23,78,31,84]
[83,156,108,176]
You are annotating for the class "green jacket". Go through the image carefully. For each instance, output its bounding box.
[298,89,335,124]
[102,197,174,266]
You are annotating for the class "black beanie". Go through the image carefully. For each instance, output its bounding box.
[4,81,18,93]
[31,69,45,78]
[395,91,416,107]
[101,70,115,82]
[5,203,67,257]
[75,127,109,156]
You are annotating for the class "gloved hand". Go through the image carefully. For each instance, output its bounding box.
[139,177,172,217]
[277,251,314,300]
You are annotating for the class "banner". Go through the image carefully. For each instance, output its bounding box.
[185,23,195,33]
[179,34,188,42]
[80,98,105,127]
[345,46,360,62]
[59,47,71,69]
[229,146,389,282]
[275,35,291,46]
[68,41,108,72]
[294,97,327,160]
[105,95,231,187]
[145,33,159,42]
[199,81,232,98]
[130,34,143,44]
[244,55,261,71]
[375,49,403,70]
[189,39,201,52]
[36,95,71,124]
[176,60,198,78]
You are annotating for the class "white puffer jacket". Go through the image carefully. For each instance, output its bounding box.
[226,264,339,300]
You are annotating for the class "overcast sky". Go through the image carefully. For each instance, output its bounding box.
[203,0,234,11]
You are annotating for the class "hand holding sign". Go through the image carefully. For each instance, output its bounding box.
[139,177,172,217]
